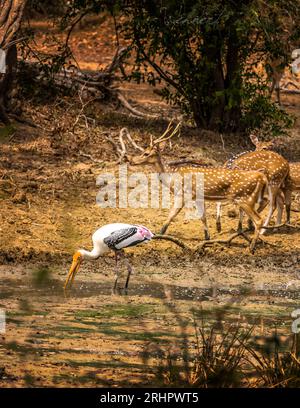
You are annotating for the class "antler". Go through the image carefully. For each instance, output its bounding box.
[106,121,181,163]
[105,128,145,163]
[152,121,181,146]
[119,128,144,153]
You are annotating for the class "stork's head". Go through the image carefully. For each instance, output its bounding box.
[137,226,154,240]
[64,250,83,291]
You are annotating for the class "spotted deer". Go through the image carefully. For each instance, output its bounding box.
[267,58,285,106]
[267,49,300,105]
[216,135,283,232]
[223,136,291,234]
[275,162,300,224]
[289,163,300,191]
[128,123,268,252]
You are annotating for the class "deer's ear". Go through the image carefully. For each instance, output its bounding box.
[250,134,259,146]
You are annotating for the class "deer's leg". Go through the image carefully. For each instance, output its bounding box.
[256,184,268,213]
[237,208,244,233]
[261,186,277,234]
[281,186,292,224]
[275,191,285,225]
[239,202,263,253]
[269,78,275,96]
[216,202,222,233]
[160,205,183,235]
[199,201,210,240]
[256,197,269,213]
[244,184,267,231]
[249,187,268,230]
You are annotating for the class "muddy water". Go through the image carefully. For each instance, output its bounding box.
[0,265,299,387]
[1,276,300,302]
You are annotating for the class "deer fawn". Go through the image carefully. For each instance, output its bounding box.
[128,123,268,252]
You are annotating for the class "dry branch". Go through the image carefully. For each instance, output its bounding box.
[19,46,158,120]
[261,223,299,230]
[116,92,158,119]
[152,234,193,251]
[153,229,258,253]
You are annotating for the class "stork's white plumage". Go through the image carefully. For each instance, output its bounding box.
[64,223,153,292]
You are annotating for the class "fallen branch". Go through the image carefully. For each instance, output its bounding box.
[261,223,300,230]
[153,229,252,253]
[79,151,103,164]
[196,230,252,251]
[20,56,158,120]
[117,92,158,119]
[152,234,193,251]
[152,228,281,253]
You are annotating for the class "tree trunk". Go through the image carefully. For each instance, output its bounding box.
[223,29,242,131]
[197,34,226,131]
[0,0,27,125]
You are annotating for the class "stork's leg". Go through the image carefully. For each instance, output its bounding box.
[113,251,133,291]
[113,251,121,293]
[123,256,133,289]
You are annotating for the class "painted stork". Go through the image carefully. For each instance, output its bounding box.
[64,223,154,292]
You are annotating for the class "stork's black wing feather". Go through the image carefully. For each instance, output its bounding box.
[103,227,138,249]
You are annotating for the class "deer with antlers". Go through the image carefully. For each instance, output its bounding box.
[127,123,268,252]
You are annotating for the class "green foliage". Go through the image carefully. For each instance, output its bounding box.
[121,0,300,133]
[26,1,67,17]
[0,125,16,142]
[23,0,300,134]
[242,94,294,137]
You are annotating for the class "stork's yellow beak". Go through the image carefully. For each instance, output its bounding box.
[64,251,82,291]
